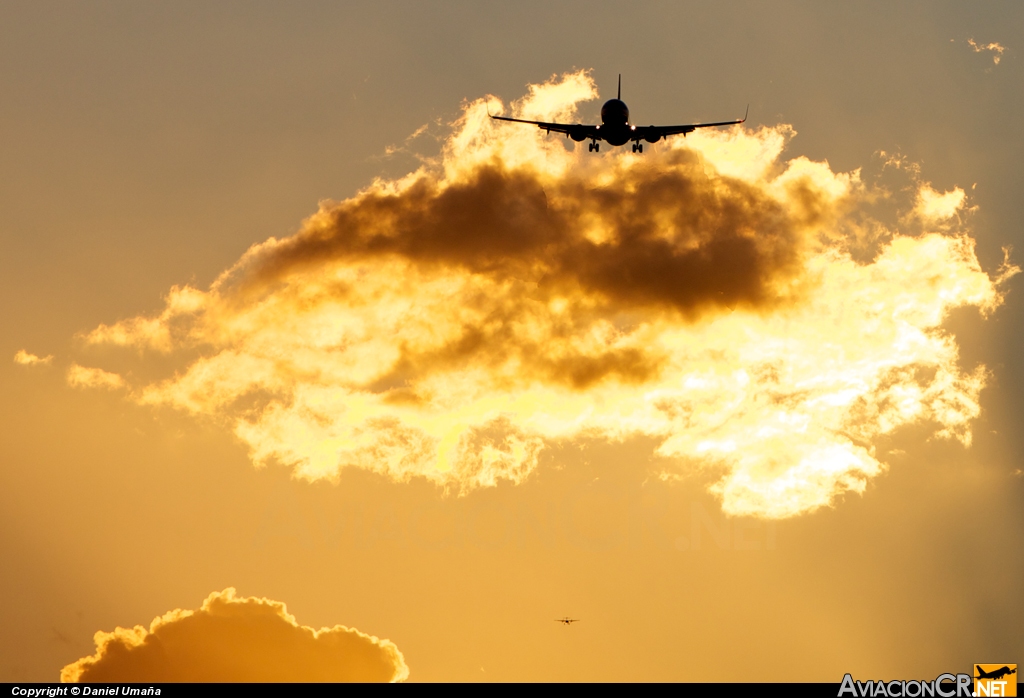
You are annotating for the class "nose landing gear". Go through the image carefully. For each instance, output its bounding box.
[589,141,600,152]
[632,142,644,153]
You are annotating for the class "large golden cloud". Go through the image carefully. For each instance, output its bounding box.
[79,71,1015,518]
[60,588,408,682]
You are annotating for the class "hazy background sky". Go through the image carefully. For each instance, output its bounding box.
[1,1,1021,681]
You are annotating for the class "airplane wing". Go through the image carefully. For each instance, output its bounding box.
[633,106,748,141]
[490,115,599,142]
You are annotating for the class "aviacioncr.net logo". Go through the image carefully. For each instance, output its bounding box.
[838,673,972,697]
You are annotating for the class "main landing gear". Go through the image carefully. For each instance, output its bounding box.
[589,141,600,152]
[632,142,644,153]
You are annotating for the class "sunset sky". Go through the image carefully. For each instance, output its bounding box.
[2,1,1022,682]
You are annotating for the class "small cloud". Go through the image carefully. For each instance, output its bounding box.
[82,285,206,352]
[61,588,408,682]
[967,38,1007,65]
[408,123,429,140]
[66,364,125,391]
[13,350,53,366]
[877,149,921,176]
[993,247,1021,287]
[913,183,967,224]
[383,122,435,158]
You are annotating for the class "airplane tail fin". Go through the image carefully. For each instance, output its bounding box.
[618,74,621,100]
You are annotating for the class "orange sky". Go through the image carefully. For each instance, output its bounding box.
[1,1,1021,682]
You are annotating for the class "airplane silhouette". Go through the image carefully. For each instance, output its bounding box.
[555,617,580,625]
[975,666,1017,681]
[491,75,746,153]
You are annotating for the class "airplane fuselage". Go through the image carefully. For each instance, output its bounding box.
[597,98,655,147]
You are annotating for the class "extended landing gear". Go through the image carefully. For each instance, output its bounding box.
[632,142,644,153]
[589,141,600,152]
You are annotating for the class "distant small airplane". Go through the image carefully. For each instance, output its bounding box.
[555,617,580,625]
[491,75,746,153]
[975,666,1017,681]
